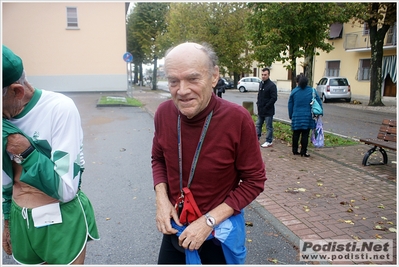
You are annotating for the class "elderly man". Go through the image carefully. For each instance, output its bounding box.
[2,45,99,264]
[151,42,267,264]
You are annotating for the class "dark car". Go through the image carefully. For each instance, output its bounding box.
[221,77,234,89]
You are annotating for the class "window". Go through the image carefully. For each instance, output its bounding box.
[363,23,369,35]
[329,23,343,39]
[358,59,371,81]
[386,22,397,45]
[67,7,78,28]
[325,61,340,77]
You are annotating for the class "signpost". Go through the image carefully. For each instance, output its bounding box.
[123,52,133,97]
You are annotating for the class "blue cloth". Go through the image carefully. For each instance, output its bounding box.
[171,211,247,264]
[288,85,323,130]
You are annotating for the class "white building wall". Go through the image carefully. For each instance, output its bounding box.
[3,2,128,92]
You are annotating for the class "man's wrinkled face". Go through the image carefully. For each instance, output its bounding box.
[164,43,219,119]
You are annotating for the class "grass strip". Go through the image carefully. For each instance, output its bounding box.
[97,96,142,107]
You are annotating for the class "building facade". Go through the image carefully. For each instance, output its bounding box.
[2,2,129,92]
[313,20,397,98]
[247,20,397,98]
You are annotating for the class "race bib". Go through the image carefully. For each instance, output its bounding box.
[31,203,62,228]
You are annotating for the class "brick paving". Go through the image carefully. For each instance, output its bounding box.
[132,87,397,265]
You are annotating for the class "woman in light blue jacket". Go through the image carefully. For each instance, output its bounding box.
[288,74,323,157]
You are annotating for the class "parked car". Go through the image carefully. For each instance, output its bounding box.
[237,77,261,92]
[221,77,234,89]
[316,77,351,103]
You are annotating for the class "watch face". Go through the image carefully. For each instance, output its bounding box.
[206,215,216,227]
[13,155,22,164]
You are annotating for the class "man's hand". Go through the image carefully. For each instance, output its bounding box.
[2,220,12,255]
[178,203,235,251]
[178,216,212,251]
[6,134,31,155]
[155,183,180,235]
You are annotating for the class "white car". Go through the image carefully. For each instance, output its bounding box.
[316,77,351,103]
[237,77,261,92]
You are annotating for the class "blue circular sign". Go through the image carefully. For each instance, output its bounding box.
[123,52,133,63]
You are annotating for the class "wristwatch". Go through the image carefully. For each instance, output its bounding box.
[205,213,216,229]
[13,145,35,164]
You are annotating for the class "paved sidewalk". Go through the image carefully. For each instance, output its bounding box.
[130,86,397,265]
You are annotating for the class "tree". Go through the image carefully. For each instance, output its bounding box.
[127,2,169,90]
[126,6,145,85]
[247,3,354,89]
[159,2,252,85]
[349,3,396,106]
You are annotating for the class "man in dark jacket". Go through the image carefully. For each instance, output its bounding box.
[256,68,278,148]
[214,77,226,98]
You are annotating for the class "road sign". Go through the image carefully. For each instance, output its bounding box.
[123,52,133,63]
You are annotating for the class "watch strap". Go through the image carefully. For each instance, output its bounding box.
[20,145,35,159]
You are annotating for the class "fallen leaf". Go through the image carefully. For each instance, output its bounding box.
[378,204,385,209]
[303,206,310,212]
[245,221,254,227]
[388,228,396,233]
[374,225,387,231]
[375,234,382,239]
[381,216,388,220]
[346,208,353,213]
[339,219,354,225]
[387,221,394,225]
[267,258,278,264]
[285,188,299,193]
[340,201,349,205]
[297,188,306,192]
[106,217,111,221]
[352,235,361,241]
[317,182,323,186]
[247,239,252,242]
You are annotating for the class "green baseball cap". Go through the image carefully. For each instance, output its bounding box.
[2,45,24,88]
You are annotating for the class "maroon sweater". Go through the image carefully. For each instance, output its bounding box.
[152,94,266,215]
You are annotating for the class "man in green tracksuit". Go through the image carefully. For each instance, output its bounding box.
[2,45,99,264]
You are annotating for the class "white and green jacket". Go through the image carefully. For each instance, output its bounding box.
[2,89,84,220]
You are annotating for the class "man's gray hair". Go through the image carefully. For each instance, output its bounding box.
[2,70,27,96]
[165,42,219,77]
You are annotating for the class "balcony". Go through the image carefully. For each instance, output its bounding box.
[344,30,396,51]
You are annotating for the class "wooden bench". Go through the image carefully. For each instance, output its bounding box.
[359,119,397,166]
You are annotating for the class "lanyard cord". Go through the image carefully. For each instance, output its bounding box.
[178,110,213,191]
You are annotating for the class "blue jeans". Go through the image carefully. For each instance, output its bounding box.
[256,115,273,143]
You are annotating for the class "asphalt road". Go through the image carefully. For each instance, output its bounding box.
[2,92,305,265]
[156,80,396,140]
[221,89,395,140]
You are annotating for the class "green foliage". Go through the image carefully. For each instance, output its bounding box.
[246,3,356,88]
[127,3,169,64]
[252,115,359,147]
[159,2,252,78]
